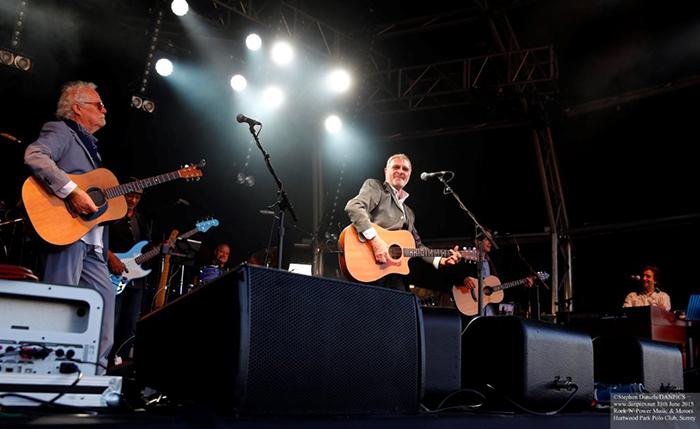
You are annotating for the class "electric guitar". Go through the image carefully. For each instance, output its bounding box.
[338,223,478,283]
[111,218,219,294]
[452,271,550,316]
[22,161,205,245]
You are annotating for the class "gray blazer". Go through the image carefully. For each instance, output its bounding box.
[24,120,100,195]
[345,178,426,249]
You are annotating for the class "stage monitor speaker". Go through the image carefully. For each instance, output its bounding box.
[135,264,424,415]
[462,316,594,410]
[0,279,103,375]
[593,336,683,392]
[420,307,461,406]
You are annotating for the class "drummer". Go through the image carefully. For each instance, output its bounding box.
[196,242,231,285]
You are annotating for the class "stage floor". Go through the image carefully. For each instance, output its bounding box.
[0,409,612,429]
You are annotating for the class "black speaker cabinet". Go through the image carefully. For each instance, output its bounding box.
[420,307,461,405]
[462,316,594,410]
[135,264,424,415]
[593,336,684,392]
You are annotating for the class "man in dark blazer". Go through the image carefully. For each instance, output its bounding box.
[345,153,460,291]
[24,81,113,373]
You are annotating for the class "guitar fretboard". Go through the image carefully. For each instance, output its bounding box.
[105,172,184,199]
[492,278,529,292]
[403,248,477,260]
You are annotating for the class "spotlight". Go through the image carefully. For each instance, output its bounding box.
[0,48,32,72]
[155,58,173,77]
[237,172,255,187]
[246,34,262,51]
[0,50,13,65]
[271,41,293,66]
[131,95,157,113]
[324,115,342,134]
[14,55,32,71]
[171,0,189,16]
[328,69,351,93]
[230,74,247,92]
[262,86,285,108]
[142,99,156,113]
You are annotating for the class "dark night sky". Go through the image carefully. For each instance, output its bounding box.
[1,0,698,314]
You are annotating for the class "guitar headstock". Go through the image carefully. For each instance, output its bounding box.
[536,271,550,281]
[179,159,206,181]
[460,247,478,263]
[196,218,220,233]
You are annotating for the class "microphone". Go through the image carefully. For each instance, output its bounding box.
[629,275,641,281]
[420,171,451,181]
[236,114,261,126]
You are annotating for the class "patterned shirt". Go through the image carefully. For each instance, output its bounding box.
[623,290,671,311]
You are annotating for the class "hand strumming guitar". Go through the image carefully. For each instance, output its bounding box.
[370,235,390,264]
[107,250,126,276]
[68,187,98,215]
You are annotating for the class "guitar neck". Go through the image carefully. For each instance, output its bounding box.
[104,172,184,199]
[134,226,199,265]
[492,278,529,292]
[403,248,477,260]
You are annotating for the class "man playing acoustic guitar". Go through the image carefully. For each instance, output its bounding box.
[24,81,114,372]
[344,153,461,291]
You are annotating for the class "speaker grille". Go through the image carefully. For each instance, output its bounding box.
[242,265,421,414]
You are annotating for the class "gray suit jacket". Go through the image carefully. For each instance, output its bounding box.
[345,178,426,249]
[24,120,100,195]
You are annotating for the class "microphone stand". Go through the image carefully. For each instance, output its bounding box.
[244,123,298,269]
[436,174,498,317]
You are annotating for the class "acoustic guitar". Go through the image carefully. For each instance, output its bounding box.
[22,161,205,245]
[452,272,550,316]
[111,218,219,294]
[153,229,179,311]
[338,223,478,283]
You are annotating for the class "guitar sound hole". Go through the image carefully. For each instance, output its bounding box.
[388,245,402,259]
[87,187,106,207]
[483,287,493,296]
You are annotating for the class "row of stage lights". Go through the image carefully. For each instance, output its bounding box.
[155,0,353,133]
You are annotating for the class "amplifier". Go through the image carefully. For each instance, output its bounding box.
[0,373,121,407]
[0,280,104,375]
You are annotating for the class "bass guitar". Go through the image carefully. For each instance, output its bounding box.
[111,218,219,294]
[452,271,550,316]
[338,223,478,283]
[22,161,205,245]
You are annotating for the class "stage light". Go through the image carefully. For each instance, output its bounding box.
[0,48,32,72]
[324,115,342,134]
[327,69,351,93]
[271,41,293,66]
[171,0,189,16]
[246,34,262,51]
[230,74,247,92]
[0,50,13,65]
[131,95,157,113]
[14,54,32,71]
[155,58,173,76]
[262,86,285,108]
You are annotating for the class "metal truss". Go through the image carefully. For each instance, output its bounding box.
[359,46,557,115]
